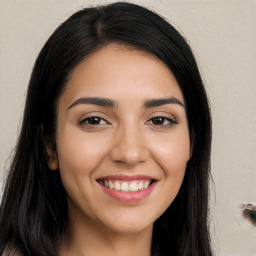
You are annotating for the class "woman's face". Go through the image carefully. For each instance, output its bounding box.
[48,44,191,235]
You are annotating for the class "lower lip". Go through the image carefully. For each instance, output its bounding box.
[98,181,157,203]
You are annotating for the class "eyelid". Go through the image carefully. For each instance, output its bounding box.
[146,116,177,125]
[145,112,178,129]
[79,116,109,126]
[146,111,177,121]
[78,112,112,127]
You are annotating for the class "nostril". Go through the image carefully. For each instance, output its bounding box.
[110,146,148,165]
[109,130,149,164]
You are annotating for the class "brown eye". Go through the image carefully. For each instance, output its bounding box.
[151,117,166,125]
[79,116,108,126]
[147,116,177,127]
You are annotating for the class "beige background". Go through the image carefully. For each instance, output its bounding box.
[0,0,255,255]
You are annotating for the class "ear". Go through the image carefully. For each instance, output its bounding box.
[41,125,59,171]
[45,142,59,171]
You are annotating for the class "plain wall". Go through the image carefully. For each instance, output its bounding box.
[0,0,255,255]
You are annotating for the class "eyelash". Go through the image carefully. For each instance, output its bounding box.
[79,115,177,128]
[79,116,109,126]
[146,116,178,128]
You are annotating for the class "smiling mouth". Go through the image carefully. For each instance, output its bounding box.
[97,179,155,192]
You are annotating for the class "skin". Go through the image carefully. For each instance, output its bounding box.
[46,44,191,256]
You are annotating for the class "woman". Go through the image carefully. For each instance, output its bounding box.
[0,2,213,255]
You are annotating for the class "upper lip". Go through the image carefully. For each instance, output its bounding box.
[97,174,157,181]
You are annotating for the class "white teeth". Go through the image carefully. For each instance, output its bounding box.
[100,179,153,192]
[129,182,138,191]
[121,182,129,192]
[143,181,150,189]
[109,180,114,189]
[138,182,143,190]
[114,181,121,190]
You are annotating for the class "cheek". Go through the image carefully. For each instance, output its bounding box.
[150,128,191,175]
[57,127,110,171]
[55,127,111,195]
[55,128,113,219]
[149,128,190,206]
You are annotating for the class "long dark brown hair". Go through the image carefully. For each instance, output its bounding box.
[0,2,212,255]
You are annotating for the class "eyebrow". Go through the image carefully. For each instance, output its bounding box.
[144,97,184,108]
[68,97,117,110]
[68,96,184,110]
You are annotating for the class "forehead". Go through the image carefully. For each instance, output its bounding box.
[60,44,184,106]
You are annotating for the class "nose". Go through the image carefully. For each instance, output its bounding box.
[110,125,149,165]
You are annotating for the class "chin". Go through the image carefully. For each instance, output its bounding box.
[107,222,153,235]
[99,211,155,235]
